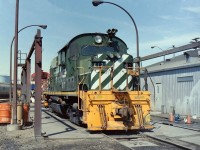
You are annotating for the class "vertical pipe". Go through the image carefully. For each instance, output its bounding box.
[144,69,148,90]
[26,59,31,103]
[12,0,19,124]
[10,38,14,103]
[34,29,42,138]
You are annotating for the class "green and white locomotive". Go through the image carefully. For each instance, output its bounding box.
[44,29,152,131]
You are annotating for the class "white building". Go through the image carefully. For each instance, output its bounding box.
[142,49,200,117]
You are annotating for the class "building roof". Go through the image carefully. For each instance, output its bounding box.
[145,49,200,73]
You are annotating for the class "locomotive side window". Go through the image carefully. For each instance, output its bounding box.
[58,52,61,65]
[61,51,66,64]
[69,44,79,58]
[58,50,66,65]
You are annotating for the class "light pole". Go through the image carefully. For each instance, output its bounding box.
[9,25,47,103]
[92,0,141,90]
[151,46,165,62]
[7,0,20,131]
[151,45,175,62]
[92,0,140,68]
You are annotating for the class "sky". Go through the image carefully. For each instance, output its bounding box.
[0,0,200,76]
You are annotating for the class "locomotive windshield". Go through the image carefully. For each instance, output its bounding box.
[82,45,116,56]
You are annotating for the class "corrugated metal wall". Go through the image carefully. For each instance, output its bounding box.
[141,66,200,117]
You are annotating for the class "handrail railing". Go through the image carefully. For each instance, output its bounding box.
[91,65,148,92]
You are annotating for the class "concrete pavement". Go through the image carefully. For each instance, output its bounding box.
[148,112,200,149]
[29,104,200,149]
[41,110,104,139]
[29,105,103,139]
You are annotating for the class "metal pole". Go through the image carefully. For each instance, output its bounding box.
[13,0,19,125]
[26,59,31,103]
[7,0,22,131]
[34,29,42,138]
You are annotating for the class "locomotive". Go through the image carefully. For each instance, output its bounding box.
[43,29,153,131]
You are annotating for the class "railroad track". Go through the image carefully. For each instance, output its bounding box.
[42,108,199,150]
[102,125,200,150]
[102,132,189,150]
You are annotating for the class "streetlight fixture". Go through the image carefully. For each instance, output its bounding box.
[92,0,140,68]
[151,46,165,62]
[151,45,175,62]
[9,25,47,103]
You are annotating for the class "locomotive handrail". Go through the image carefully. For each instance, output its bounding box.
[77,67,85,111]
[91,65,148,92]
[91,65,113,91]
[126,66,150,92]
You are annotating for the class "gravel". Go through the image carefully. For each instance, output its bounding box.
[0,124,130,150]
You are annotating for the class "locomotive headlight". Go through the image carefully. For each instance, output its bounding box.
[114,53,121,59]
[94,35,103,44]
[107,52,114,59]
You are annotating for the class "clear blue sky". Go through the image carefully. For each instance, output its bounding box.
[0,0,200,76]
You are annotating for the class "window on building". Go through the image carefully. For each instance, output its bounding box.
[177,76,193,82]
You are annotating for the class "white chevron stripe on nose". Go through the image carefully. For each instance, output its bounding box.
[91,55,110,89]
[104,54,129,89]
[91,54,132,90]
[118,75,133,90]
[91,68,111,89]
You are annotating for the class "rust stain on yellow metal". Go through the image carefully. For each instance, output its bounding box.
[127,69,139,76]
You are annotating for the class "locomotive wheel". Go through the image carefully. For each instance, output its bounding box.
[49,103,53,113]
[68,103,83,125]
